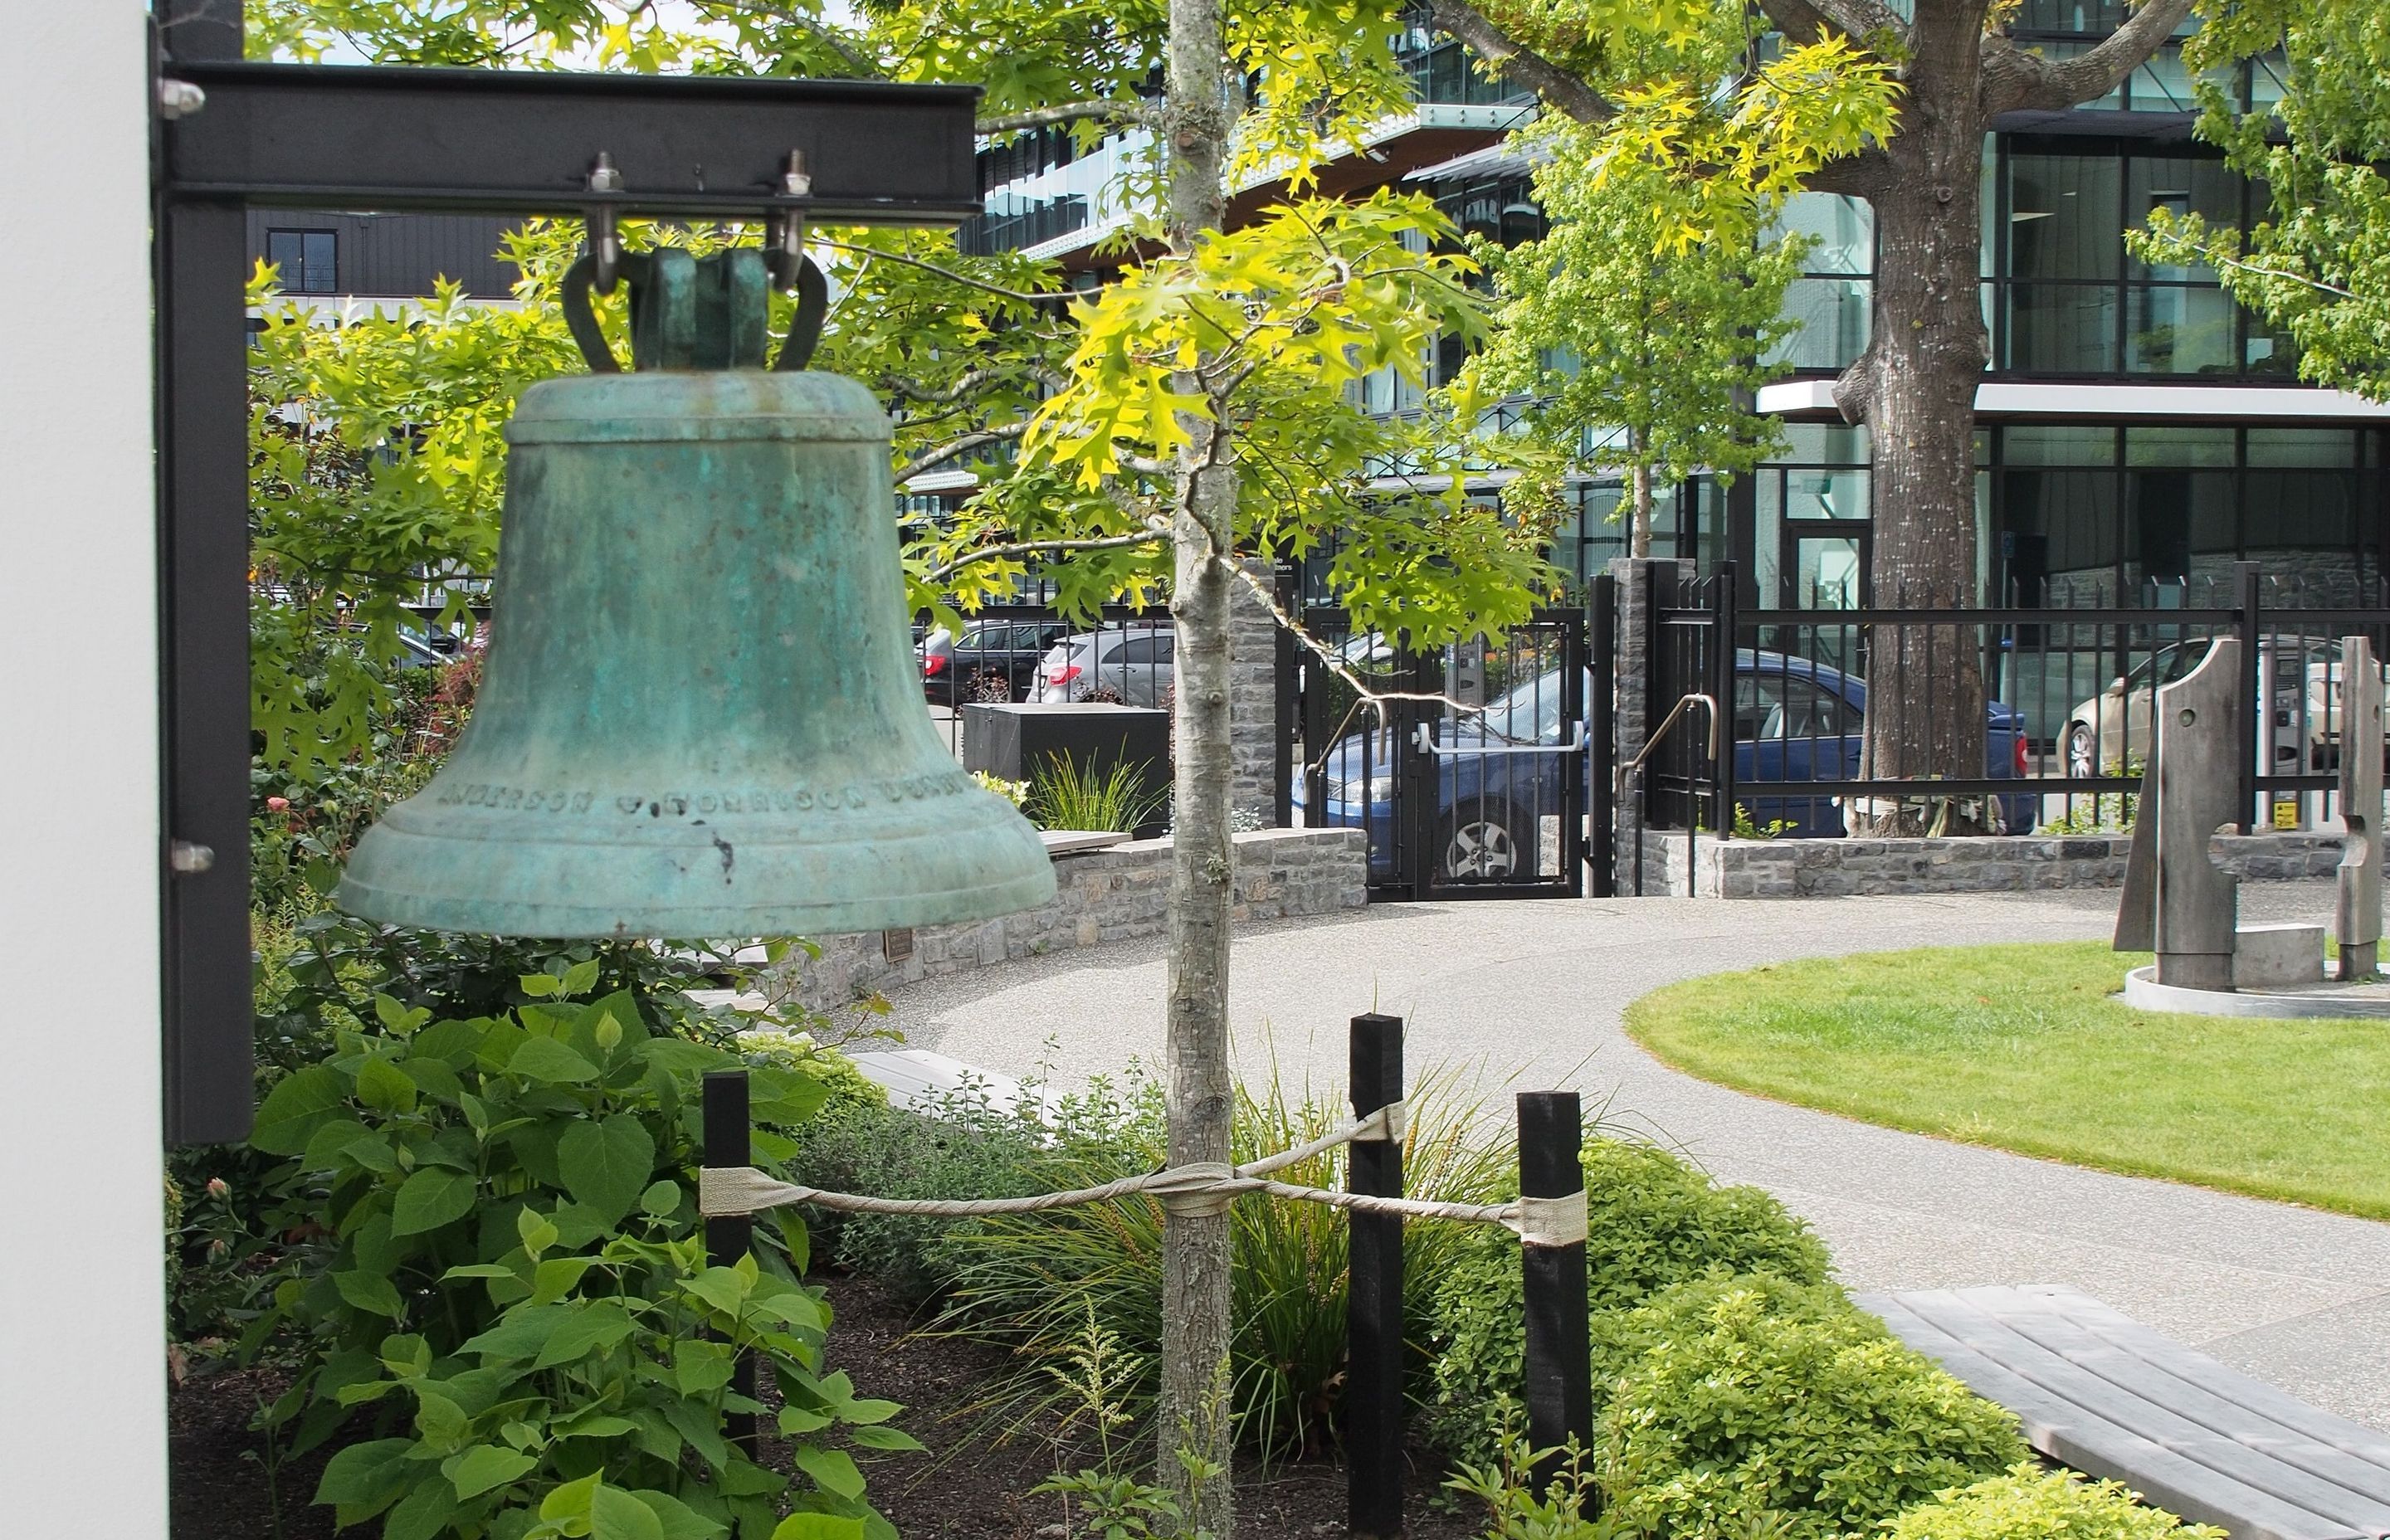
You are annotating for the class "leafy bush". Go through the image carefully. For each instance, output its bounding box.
[183,944,906,1539]
[1884,1465,2225,1540]
[1422,1136,1830,1466]
[1597,1276,2026,1540]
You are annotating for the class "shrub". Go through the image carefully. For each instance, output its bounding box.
[174,929,910,1538]
[1422,1136,1830,1466]
[804,1061,1514,1457]
[1028,751,1168,833]
[1884,1464,2226,1540]
[1597,1276,2026,1540]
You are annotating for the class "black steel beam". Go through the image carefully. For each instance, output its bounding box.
[162,61,983,223]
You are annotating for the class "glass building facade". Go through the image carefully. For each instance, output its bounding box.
[958,5,2390,610]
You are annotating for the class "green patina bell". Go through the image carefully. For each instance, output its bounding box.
[337,247,1055,938]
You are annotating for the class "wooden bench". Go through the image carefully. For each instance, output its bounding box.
[1856,1285,2390,1540]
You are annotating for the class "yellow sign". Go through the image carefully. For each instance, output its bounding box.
[2273,797,2300,830]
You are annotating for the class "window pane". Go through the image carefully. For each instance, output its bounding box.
[2007,154,2123,280]
[2125,426,2235,467]
[2006,285,2120,373]
[2124,468,2235,590]
[2000,467,2121,600]
[302,231,336,292]
[2129,158,2237,280]
[2248,428,2358,468]
[2127,285,2238,374]
[266,231,300,286]
[1766,277,1871,371]
[1773,192,1873,275]
[1779,424,1870,465]
[2005,426,2118,466]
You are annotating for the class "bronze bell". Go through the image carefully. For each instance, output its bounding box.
[336,247,1055,937]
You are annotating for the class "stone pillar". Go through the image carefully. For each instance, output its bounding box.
[1608,557,1693,893]
[1227,557,1281,826]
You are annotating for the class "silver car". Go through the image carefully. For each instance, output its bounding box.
[1034,626,1175,707]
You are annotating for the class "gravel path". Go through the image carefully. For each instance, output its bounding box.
[863,880,2390,1431]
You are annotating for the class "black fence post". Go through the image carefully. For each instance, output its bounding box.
[1589,573,1618,898]
[1711,562,1739,842]
[1347,1014,1406,1540]
[1518,1091,1591,1499]
[702,1070,759,1459]
[2236,560,2263,833]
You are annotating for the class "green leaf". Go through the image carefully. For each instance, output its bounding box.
[299,1116,374,1171]
[446,1443,537,1501]
[590,1484,666,1540]
[530,1300,636,1370]
[460,1304,573,1361]
[530,1255,595,1305]
[632,1489,727,1540]
[413,1388,469,1451]
[354,1055,419,1114]
[663,1396,731,1471]
[332,1268,404,1320]
[518,972,563,997]
[638,1180,680,1218]
[770,1515,864,1540]
[517,1206,560,1259]
[848,1425,924,1452]
[557,1115,655,1226]
[510,1035,601,1084]
[252,1065,349,1156]
[391,1167,476,1237]
[383,1474,458,1540]
[682,1266,753,1319]
[312,1437,413,1505]
[672,1340,736,1397]
[562,957,602,997]
[793,1447,865,1500]
[540,1472,600,1523]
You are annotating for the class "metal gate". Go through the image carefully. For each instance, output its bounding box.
[1289,610,1589,899]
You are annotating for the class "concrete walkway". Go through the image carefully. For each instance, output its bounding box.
[866,880,2390,1432]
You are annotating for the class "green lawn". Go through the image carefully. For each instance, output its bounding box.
[1623,942,2390,1221]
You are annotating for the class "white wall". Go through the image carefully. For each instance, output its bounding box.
[0,5,168,1535]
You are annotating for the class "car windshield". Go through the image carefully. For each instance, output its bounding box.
[1475,670,1572,744]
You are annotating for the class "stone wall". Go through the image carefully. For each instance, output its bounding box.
[1631,828,2351,899]
[1228,558,1282,823]
[778,826,1365,1008]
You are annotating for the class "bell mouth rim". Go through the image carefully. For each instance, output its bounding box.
[329,866,1061,941]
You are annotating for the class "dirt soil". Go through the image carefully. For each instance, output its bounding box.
[166,1270,1482,1540]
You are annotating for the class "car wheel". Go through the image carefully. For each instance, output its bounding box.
[1441,805,1537,881]
[2066,724,2098,781]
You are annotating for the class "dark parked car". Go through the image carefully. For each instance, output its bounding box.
[919,621,1072,704]
[1294,650,2036,880]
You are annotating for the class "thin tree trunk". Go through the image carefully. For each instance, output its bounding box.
[1838,6,1990,831]
[1629,456,1654,560]
[1159,0,1238,1528]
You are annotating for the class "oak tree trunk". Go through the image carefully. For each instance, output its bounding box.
[1629,454,1654,560]
[1836,5,1991,831]
[1159,0,1238,1528]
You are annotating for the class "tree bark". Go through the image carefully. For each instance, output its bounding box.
[1159,0,1238,1528]
[1629,455,1654,560]
[1834,1,1992,828]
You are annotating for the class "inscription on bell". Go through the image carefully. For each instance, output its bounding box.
[433,771,975,818]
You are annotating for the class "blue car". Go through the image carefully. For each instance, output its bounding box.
[1294,650,2036,880]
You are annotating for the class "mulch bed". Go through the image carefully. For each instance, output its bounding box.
[167,1270,1483,1540]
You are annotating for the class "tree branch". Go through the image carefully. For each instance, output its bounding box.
[717,3,880,77]
[1982,0,2197,116]
[881,366,1067,407]
[812,237,1074,308]
[894,421,1028,483]
[978,100,1155,138]
[922,529,1168,583]
[1423,0,1613,124]
[1753,0,1904,46]
[1803,145,1897,198]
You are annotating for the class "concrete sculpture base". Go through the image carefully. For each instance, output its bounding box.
[2122,966,2390,1021]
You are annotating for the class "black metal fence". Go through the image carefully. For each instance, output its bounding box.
[1285,607,1588,900]
[1636,561,2390,855]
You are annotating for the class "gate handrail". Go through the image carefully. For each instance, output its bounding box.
[1413,723,1589,758]
[1614,692,1719,803]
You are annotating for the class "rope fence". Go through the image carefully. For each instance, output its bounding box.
[699,1012,1595,1538]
